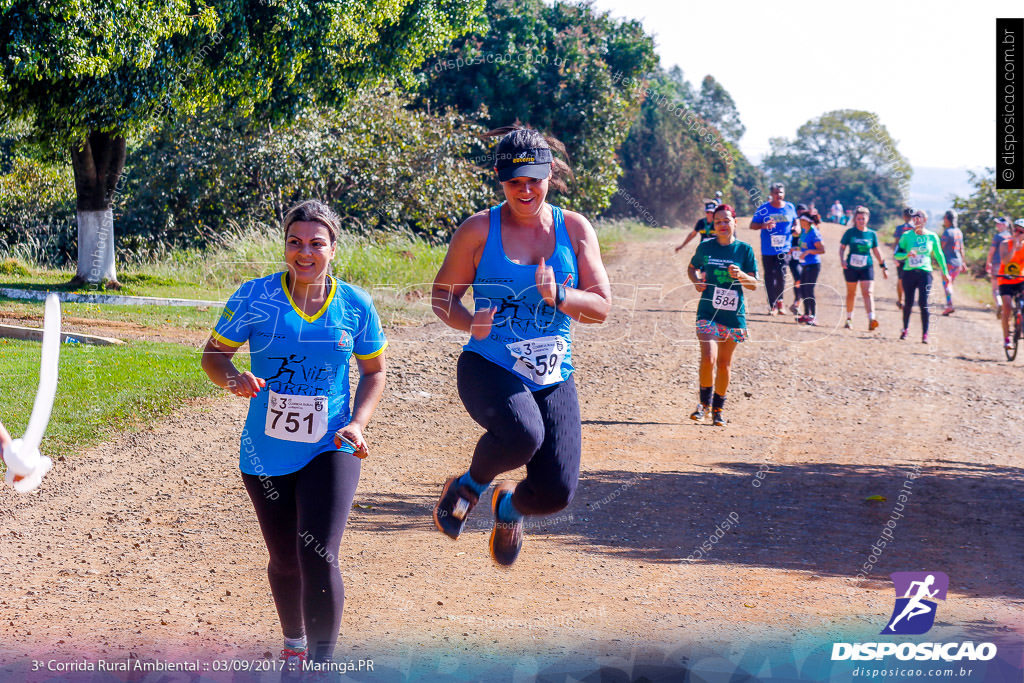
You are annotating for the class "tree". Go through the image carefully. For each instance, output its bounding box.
[417,0,658,215]
[0,0,485,285]
[694,75,744,143]
[762,110,911,219]
[609,68,732,226]
[952,169,1024,250]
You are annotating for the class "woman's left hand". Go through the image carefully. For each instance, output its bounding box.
[335,423,369,458]
[535,257,557,305]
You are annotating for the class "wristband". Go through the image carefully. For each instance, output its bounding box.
[555,283,567,306]
[880,261,887,269]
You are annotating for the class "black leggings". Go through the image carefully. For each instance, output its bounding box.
[241,451,361,663]
[799,263,821,317]
[457,351,581,516]
[762,254,788,309]
[901,270,933,333]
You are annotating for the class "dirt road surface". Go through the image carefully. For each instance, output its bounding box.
[2,221,1022,681]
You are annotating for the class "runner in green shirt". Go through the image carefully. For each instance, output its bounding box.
[838,206,888,330]
[894,209,950,343]
[687,204,759,427]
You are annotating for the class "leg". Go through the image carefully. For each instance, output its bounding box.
[512,376,582,516]
[897,271,905,307]
[698,338,717,389]
[901,273,915,330]
[845,280,857,317]
[457,352,545,484]
[861,279,875,317]
[801,264,819,317]
[1001,294,1012,338]
[713,339,738,397]
[294,451,362,663]
[241,471,305,641]
[919,271,933,334]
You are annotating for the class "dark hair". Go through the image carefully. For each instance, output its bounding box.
[944,209,958,227]
[484,125,574,193]
[282,199,340,244]
[713,203,735,219]
[799,209,821,225]
[903,207,914,218]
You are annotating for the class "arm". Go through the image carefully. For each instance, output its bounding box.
[337,354,386,455]
[538,212,612,323]
[872,247,889,279]
[201,337,265,398]
[675,229,699,252]
[987,245,996,274]
[804,239,825,256]
[687,263,706,292]
[931,235,949,281]
[431,213,494,339]
[893,233,909,261]
[727,263,758,291]
[838,243,848,267]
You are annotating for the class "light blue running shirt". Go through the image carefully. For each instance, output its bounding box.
[212,272,387,476]
[464,204,579,390]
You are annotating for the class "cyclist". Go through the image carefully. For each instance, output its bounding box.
[839,206,888,330]
[987,217,1013,318]
[894,209,949,343]
[687,204,759,426]
[940,209,966,315]
[997,219,1024,349]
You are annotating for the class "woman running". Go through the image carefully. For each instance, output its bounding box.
[940,209,966,315]
[687,204,759,426]
[674,201,718,253]
[894,209,950,343]
[787,204,808,315]
[795,210,825,325]
[431,126,611,566]
[201,200,387,668]
[839,206,888,330]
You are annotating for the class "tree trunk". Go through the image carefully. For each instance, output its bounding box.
[70,132,127,286]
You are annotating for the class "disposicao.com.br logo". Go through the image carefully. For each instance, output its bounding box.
[832,572,998,663]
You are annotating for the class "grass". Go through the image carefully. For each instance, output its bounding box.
[0,338,248,463]
[0,298,220,331]
[594,219,665,257]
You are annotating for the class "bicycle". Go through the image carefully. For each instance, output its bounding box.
[1006,289,1024,361]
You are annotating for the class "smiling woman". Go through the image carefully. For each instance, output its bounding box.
[430,125,611,567]
[199,199,388,669]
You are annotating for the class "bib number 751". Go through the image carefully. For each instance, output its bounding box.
[265,390,329,443]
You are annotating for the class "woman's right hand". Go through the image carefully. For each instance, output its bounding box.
[227,371,266,398]
[470,307,496,340]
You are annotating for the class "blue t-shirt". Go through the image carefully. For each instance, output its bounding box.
[752,201,797,256]
[799,227,823,265]
[464,204,578,391]
[212,273,387,476]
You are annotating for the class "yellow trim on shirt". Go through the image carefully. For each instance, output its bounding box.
[353,340,388,360]
[211,330,244,348]
[281,272,337,323]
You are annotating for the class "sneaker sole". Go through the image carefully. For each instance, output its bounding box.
[433,477,462,540]
[489,482,521,566]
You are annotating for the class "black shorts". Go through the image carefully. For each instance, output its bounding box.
[999,281,1024,297]
[843,266,874,283]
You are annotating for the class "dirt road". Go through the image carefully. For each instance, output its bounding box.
[2,221,1022,680]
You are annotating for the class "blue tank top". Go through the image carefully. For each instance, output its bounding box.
[464,204,578,390]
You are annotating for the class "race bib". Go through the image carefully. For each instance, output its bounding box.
[770,234,788,249]
[849,253,868,268]
[712,286,739,311]
[506,335,567,386]
[265,390,329,443]
[907,253,926,269]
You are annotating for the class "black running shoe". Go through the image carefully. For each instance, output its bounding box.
[489,482,523,566]
[434,476,480,540]
[690,404,708,422]
[711,409,726,427]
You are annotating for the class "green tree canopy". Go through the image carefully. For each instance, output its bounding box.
[952,169,1024,249]
[416,0,658,216]
[694,75,745,143]
[0,0,485,283]
[762,110,911,220]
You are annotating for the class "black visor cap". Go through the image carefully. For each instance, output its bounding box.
[495,147,553,182]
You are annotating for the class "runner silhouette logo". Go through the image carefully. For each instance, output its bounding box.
[881,572,949,635]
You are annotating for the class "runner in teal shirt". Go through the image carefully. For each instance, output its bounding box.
[687,203,759,427]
